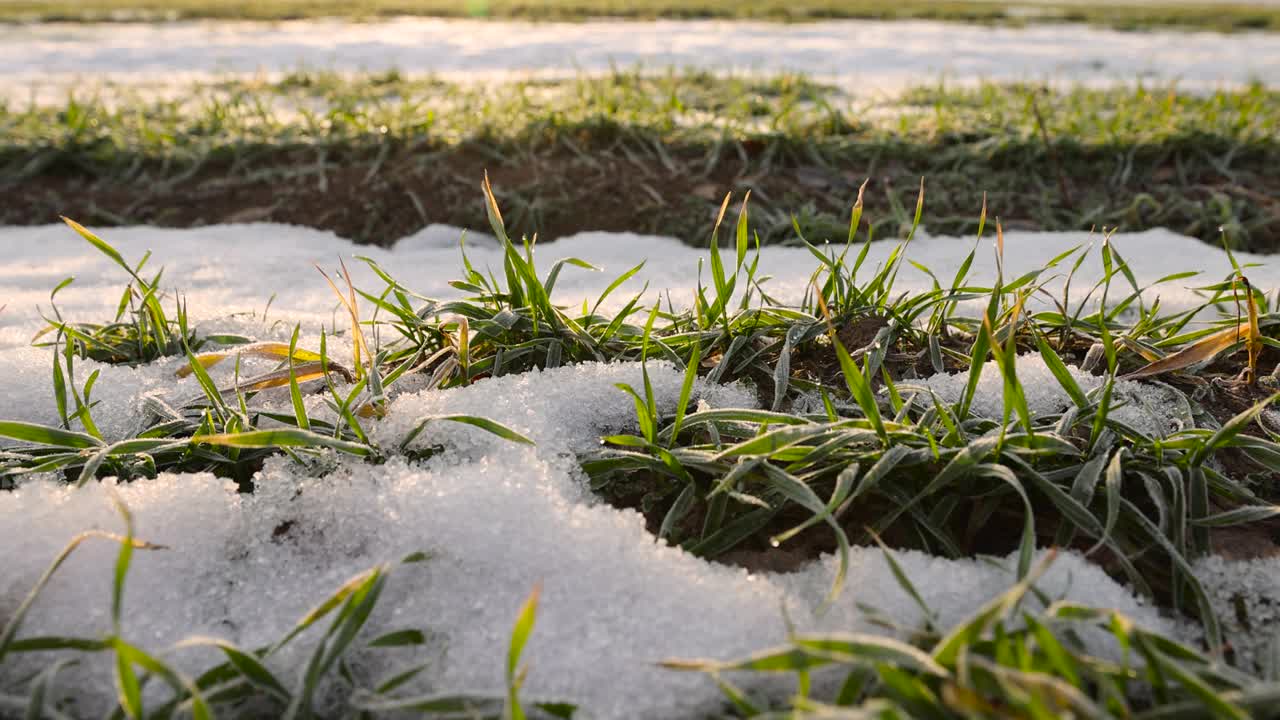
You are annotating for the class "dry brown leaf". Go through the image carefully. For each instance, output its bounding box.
[1121,324,1246,381]
[229,363,329,394]
[1124,275,1264,382]
[1119,337,1163,364]
[216,361,353,396]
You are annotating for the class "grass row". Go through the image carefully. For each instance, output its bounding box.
[3,181,1280,716]
[3,73,1278,250]
[3,0,1280,33]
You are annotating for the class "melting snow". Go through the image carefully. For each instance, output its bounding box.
[0,222,1273,716]
[3,18,1279,102]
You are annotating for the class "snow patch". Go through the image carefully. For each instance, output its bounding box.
[4,18,1279,103]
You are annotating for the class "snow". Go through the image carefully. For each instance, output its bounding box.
[2,364,1170,718]
[0,221,1272,716]
[3,17,1278,102]
[911,355,1193,437]
[1196,555,1280,674]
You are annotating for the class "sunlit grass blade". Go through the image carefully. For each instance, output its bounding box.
[175,342,324,378]
[399,414,535,452]
[198,429,372,456]
[0,421,104,449]
[504,584,540,720]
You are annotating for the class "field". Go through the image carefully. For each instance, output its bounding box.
[4,74,1279,250]
[4,9,1280,720]
[3,0,1280,31]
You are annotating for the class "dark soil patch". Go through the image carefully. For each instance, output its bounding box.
[5,137,1279,251]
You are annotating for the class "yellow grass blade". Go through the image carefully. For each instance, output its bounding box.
[995,218,1005,276]
[340,257,367,370]
[174,342,323,378]
[713,192,732,234]
[1121,324,1245,381]
[176,353,227,379]
[1243,275,1262,383]
[483,171,504,231]
[220,362,352,395]
[316,263,369,381]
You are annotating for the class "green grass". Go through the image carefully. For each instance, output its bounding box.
[4,72,1278,251]
[4,181,1280,717]
[3,0,1280,32]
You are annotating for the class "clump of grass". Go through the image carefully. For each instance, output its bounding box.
[32,218,223,366]
[2,219,534,489]
[575,187,1280,642]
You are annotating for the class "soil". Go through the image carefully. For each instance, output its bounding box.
[4,140,1279,250]
[3,144,753,246]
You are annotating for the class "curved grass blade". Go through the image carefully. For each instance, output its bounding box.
[400,415,534,452]
[198,429,371,456]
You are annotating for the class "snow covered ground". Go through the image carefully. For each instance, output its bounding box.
[1,221,1278,716]
[0,222,1268,355]
[3,17,1278,103]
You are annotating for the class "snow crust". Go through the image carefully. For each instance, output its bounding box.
[0,222,1272,716]
[3,17,1278,102]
